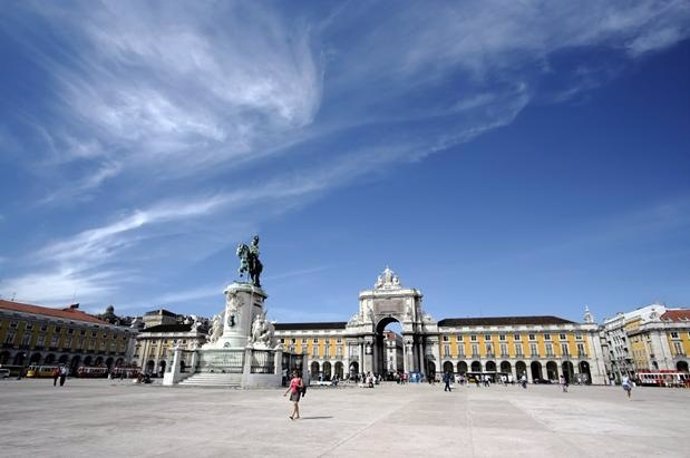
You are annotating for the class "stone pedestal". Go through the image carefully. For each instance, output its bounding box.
[179,282,281,388]
[203,282,267,350]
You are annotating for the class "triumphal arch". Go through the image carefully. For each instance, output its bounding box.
[345,267,439,376]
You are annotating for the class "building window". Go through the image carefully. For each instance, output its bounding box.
[514,334,521,341]
[561,343,569,356]
[10,321,18,329]
[313,338,318,343]
[559,334,566,340]
[673,342,683,355]
[471,344,479,356]
[66,336,73,348]
[484,334,491,341]
[499,334,506,341]
[443,344,450,357]
[671,332,679,339]
[55,326,62,333]
[545,343,554,356]
[530,343,538,356]
[500,343,508,356]
[40,324,47,331]
[515,343,524,356]
[470,335,477,341]
[456,335,463,341]
[577,343,585,356]
[4,331,16,345]
[50,334,59,347]
[21,333,31,346]
[91,331,97,337]
[485,343,493,355]
[291,338,296,344]
[544,334,551,341]
[528,334,536,341]
[336,338,342,343]
[68,328,74,334]
[25,323,34,331]
[80,330,86,335]
[443,335,449,342]
[37,335,46,347]
[575,333,582,340]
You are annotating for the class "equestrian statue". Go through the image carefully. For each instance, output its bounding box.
[236,235,263,288]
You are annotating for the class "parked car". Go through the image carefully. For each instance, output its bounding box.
[0,368,10,379]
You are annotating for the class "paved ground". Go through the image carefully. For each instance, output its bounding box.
[1,378,688,457]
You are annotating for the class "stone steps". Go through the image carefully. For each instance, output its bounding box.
[178,373,242,388]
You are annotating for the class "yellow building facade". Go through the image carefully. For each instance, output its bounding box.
[0,299,136,374]
[274,268,607,384]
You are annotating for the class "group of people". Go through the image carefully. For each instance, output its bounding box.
[51,366,68,387]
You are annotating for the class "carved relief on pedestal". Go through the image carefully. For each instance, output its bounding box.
[225,289,245,328]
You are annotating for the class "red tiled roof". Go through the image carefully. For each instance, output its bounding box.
[660,309,690,322]
[0,299,107,325]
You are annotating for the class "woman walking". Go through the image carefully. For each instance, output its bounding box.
[621,375,633,399]
[283,371,304,420]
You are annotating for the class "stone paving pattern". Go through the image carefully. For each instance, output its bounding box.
[1,379,688,457]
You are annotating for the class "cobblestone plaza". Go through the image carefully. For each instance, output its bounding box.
[1,379,688,457]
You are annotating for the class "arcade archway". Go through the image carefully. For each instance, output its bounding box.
[516,361,527,380]
[530,361,543,381]
[323,361,332,381]
[578,361,591,384]
[443,361,454,373]
[546,361,558,381]
[457,361,468,374]
[485,361,496,372]
[562,361,574,383]
[676,361,688,372]
[471,361,481,372]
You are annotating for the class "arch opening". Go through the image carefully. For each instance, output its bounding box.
[376,318,403,377]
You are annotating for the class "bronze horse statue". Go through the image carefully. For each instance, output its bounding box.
[236,238,262,287]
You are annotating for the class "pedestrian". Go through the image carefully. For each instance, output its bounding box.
[520,373,528,389]
[283,371,303,420]
[443,371,452,392]
[560,375,568,393]
[52,367,60,387]
[621,375,633,399]
[59,365,68,387]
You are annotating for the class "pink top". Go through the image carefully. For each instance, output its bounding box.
[289,377,302,393]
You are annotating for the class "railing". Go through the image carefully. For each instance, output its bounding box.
[250,350,275,374]
[197,349,245,373]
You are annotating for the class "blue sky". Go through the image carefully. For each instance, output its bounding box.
[1,1,689,325]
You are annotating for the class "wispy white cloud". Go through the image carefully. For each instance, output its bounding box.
[3,1,689,312]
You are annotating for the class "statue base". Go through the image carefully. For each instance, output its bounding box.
[164,282,283,388]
